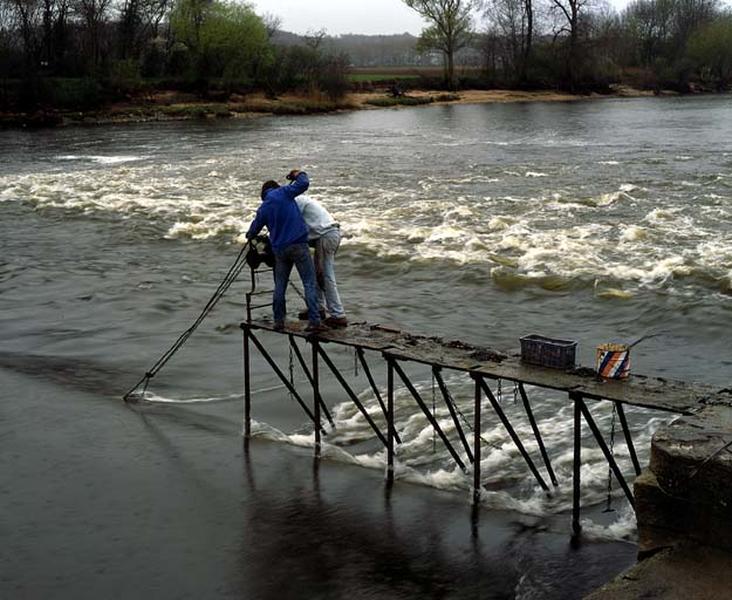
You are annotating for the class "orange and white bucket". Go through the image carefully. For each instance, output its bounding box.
[596,343,631,379]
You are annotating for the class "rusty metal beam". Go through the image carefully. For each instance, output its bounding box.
[572,392,582,536]
[247,329,326,435]
[518,383,558,487]
[288,334,334,427]
[433,367,473,464]
[475,376,549,492]
[243,327,251,438]
[615,401,642,476]
[313,340,321,457]
[473,377,482,504]
[386,357,395,485]
[357,347,401,444]
[390,359,467,473]
[316,344,388,447]
[578,398,635,509]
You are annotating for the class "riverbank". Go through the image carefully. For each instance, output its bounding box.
[0,85,661,128]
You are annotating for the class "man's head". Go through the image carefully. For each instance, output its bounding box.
[261,180,279,200]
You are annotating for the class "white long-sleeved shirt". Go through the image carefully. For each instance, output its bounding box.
[295,195,339,240]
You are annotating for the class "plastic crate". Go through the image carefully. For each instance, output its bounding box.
[520,335,577,369]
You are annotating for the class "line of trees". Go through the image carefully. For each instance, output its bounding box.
[404,0,732,90]
[484,0,732,91]
[1,0,730,112]
[0,0,350,109]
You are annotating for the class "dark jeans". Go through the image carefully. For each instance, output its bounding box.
[273,243,321,325]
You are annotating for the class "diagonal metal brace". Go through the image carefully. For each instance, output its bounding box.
[474,375,549,492]
[614,401,642,476]
[578,398,635,509]
[391,360,467,472]
[433,367,473,464]
[518,383,558,486]
[288,335,335,427]
[316,344,389,447]
[357,347,401,444]
[248,330,327,435]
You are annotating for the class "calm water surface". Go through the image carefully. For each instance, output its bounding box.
[2,96,731,599]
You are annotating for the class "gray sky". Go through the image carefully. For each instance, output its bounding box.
[250,0,633,36]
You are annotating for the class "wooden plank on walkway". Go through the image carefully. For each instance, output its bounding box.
[244,320,728,415]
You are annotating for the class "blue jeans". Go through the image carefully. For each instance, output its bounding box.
[315,229,345,318]
[273,243,321,325]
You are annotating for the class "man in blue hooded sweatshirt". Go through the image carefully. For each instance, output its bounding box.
[246,170,325,332]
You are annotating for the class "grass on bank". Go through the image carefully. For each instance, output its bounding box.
[348,73,421,83]
[364,93,461,107]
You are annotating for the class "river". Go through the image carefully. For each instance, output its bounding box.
[1,95,730,599]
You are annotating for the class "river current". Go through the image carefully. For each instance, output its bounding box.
[2,96,731,598]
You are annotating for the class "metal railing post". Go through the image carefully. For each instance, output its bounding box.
[313,340,321,458]
[571,392,582,537]
[387,357,395,486]
[243,326,251,438]
[473,375,482,504]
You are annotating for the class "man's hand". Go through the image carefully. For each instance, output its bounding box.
[286,169,301,181]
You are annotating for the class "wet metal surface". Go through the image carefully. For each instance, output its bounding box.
[246,320,725,415]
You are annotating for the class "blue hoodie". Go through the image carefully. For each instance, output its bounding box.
[246,172,310,251]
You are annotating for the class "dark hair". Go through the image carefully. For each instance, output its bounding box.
[261,180,279,199]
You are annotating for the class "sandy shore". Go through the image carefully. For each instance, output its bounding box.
[1,85,658,128]
[351,88,647,107]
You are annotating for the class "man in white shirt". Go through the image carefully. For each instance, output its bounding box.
[294,194,347,327]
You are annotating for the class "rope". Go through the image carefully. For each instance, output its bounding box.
[123,241,251,401]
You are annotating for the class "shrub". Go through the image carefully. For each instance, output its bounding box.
[109,59,142,94]
[365,96,434,107]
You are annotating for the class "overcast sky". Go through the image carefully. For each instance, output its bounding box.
[250,0,634,36]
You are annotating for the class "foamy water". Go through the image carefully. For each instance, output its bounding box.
[1,98,729,540]
[1,147,729,299]
[242,371,667,542]
[4,98,731,598]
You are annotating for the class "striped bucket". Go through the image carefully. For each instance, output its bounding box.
[596,343,631,379]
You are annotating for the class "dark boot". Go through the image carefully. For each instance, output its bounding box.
[324,316,348,328]
[305,322,330,334]
[298,308,326,321]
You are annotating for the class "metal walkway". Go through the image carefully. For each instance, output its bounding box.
[240,319,729,536]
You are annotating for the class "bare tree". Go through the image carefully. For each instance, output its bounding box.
[8,0,43,71]
[303,27,326,50]
[484,0,533,82]
[72,0,113,72]
[403,0,477,88]
[261,11,280,41]
[548,0,593,89]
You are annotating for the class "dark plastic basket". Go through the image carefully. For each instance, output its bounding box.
[520,335,577,369]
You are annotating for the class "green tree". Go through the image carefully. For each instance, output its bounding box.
[687,16,732,87]
[403,0,477,89]
[171,0,270,87]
